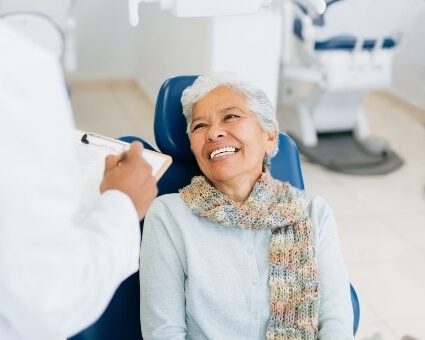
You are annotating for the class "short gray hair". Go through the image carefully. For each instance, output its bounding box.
[181,71,279,168]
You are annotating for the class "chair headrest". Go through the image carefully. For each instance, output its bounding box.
[154,75,198,162]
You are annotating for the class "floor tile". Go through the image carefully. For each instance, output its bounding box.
[349,260,425,321]
[337,215,424,265]
[383,211,425,254]
[356,321,399,340]
[390,319,425,340]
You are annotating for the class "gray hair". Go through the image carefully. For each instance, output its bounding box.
[181,71,279,169]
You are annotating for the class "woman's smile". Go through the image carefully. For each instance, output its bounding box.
[209,146,239,159]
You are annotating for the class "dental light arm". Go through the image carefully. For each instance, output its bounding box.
[128,0,325,26]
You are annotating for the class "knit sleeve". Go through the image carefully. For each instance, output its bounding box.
[139,198,187,340]
[308,195,354,340]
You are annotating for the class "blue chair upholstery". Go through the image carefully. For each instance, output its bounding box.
[351,282,360,335]
[153,76,203,196]
[119,136,157,151]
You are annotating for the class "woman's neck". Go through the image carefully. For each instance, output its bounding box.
[210,173,262,203]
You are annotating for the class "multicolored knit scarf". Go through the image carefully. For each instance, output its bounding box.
[180,171,320,340]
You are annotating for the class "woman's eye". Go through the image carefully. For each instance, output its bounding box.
[191,123,206,132]
[224,114,238,120]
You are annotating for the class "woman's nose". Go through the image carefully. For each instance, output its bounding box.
[206,124,226,141]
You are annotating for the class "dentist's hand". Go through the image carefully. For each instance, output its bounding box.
[101,141,158,220]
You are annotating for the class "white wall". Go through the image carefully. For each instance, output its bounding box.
[134,4,212,102]
[392,17,425,110]
[134,5,282,107]
[70,0,137,79]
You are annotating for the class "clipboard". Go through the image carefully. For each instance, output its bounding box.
[75,129,172,180]
[73,129,172,220]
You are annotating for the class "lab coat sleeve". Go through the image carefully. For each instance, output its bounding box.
[0,23,141,340]
[139,199,187,340]
[309,196,354,340]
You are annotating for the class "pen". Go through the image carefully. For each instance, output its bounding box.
[117,145,131,166]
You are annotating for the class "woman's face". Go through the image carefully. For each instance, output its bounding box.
[189,86,277,189]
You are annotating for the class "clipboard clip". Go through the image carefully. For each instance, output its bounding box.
[81,134,89,144]
[79,132,119,153]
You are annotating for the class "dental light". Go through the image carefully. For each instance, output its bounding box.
[128,0,326,26]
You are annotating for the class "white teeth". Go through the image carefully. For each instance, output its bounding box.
[210,147,236,159]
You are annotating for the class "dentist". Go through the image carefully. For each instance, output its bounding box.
[0,21,157,340]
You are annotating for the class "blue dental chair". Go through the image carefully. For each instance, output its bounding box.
[279,0,423,174]
[282,0,424,146]
[69,75,359,339]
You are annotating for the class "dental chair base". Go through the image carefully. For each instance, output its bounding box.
[282,88,404,175]
[281,50,403,175]
[286,89,370,147]
[289,131,404,176]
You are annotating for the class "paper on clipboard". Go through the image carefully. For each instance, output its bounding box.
[74,129,172,220]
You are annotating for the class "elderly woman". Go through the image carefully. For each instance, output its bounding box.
[139,71,354,340]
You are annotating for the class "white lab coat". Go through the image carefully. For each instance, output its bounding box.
[0,22,141,340]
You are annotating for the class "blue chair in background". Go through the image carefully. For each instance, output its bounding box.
[279,0,420,175]
[69,75,359,339]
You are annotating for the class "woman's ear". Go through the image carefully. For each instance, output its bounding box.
[265,129,278,154]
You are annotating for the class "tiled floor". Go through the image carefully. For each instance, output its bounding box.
[68,79,425,340]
